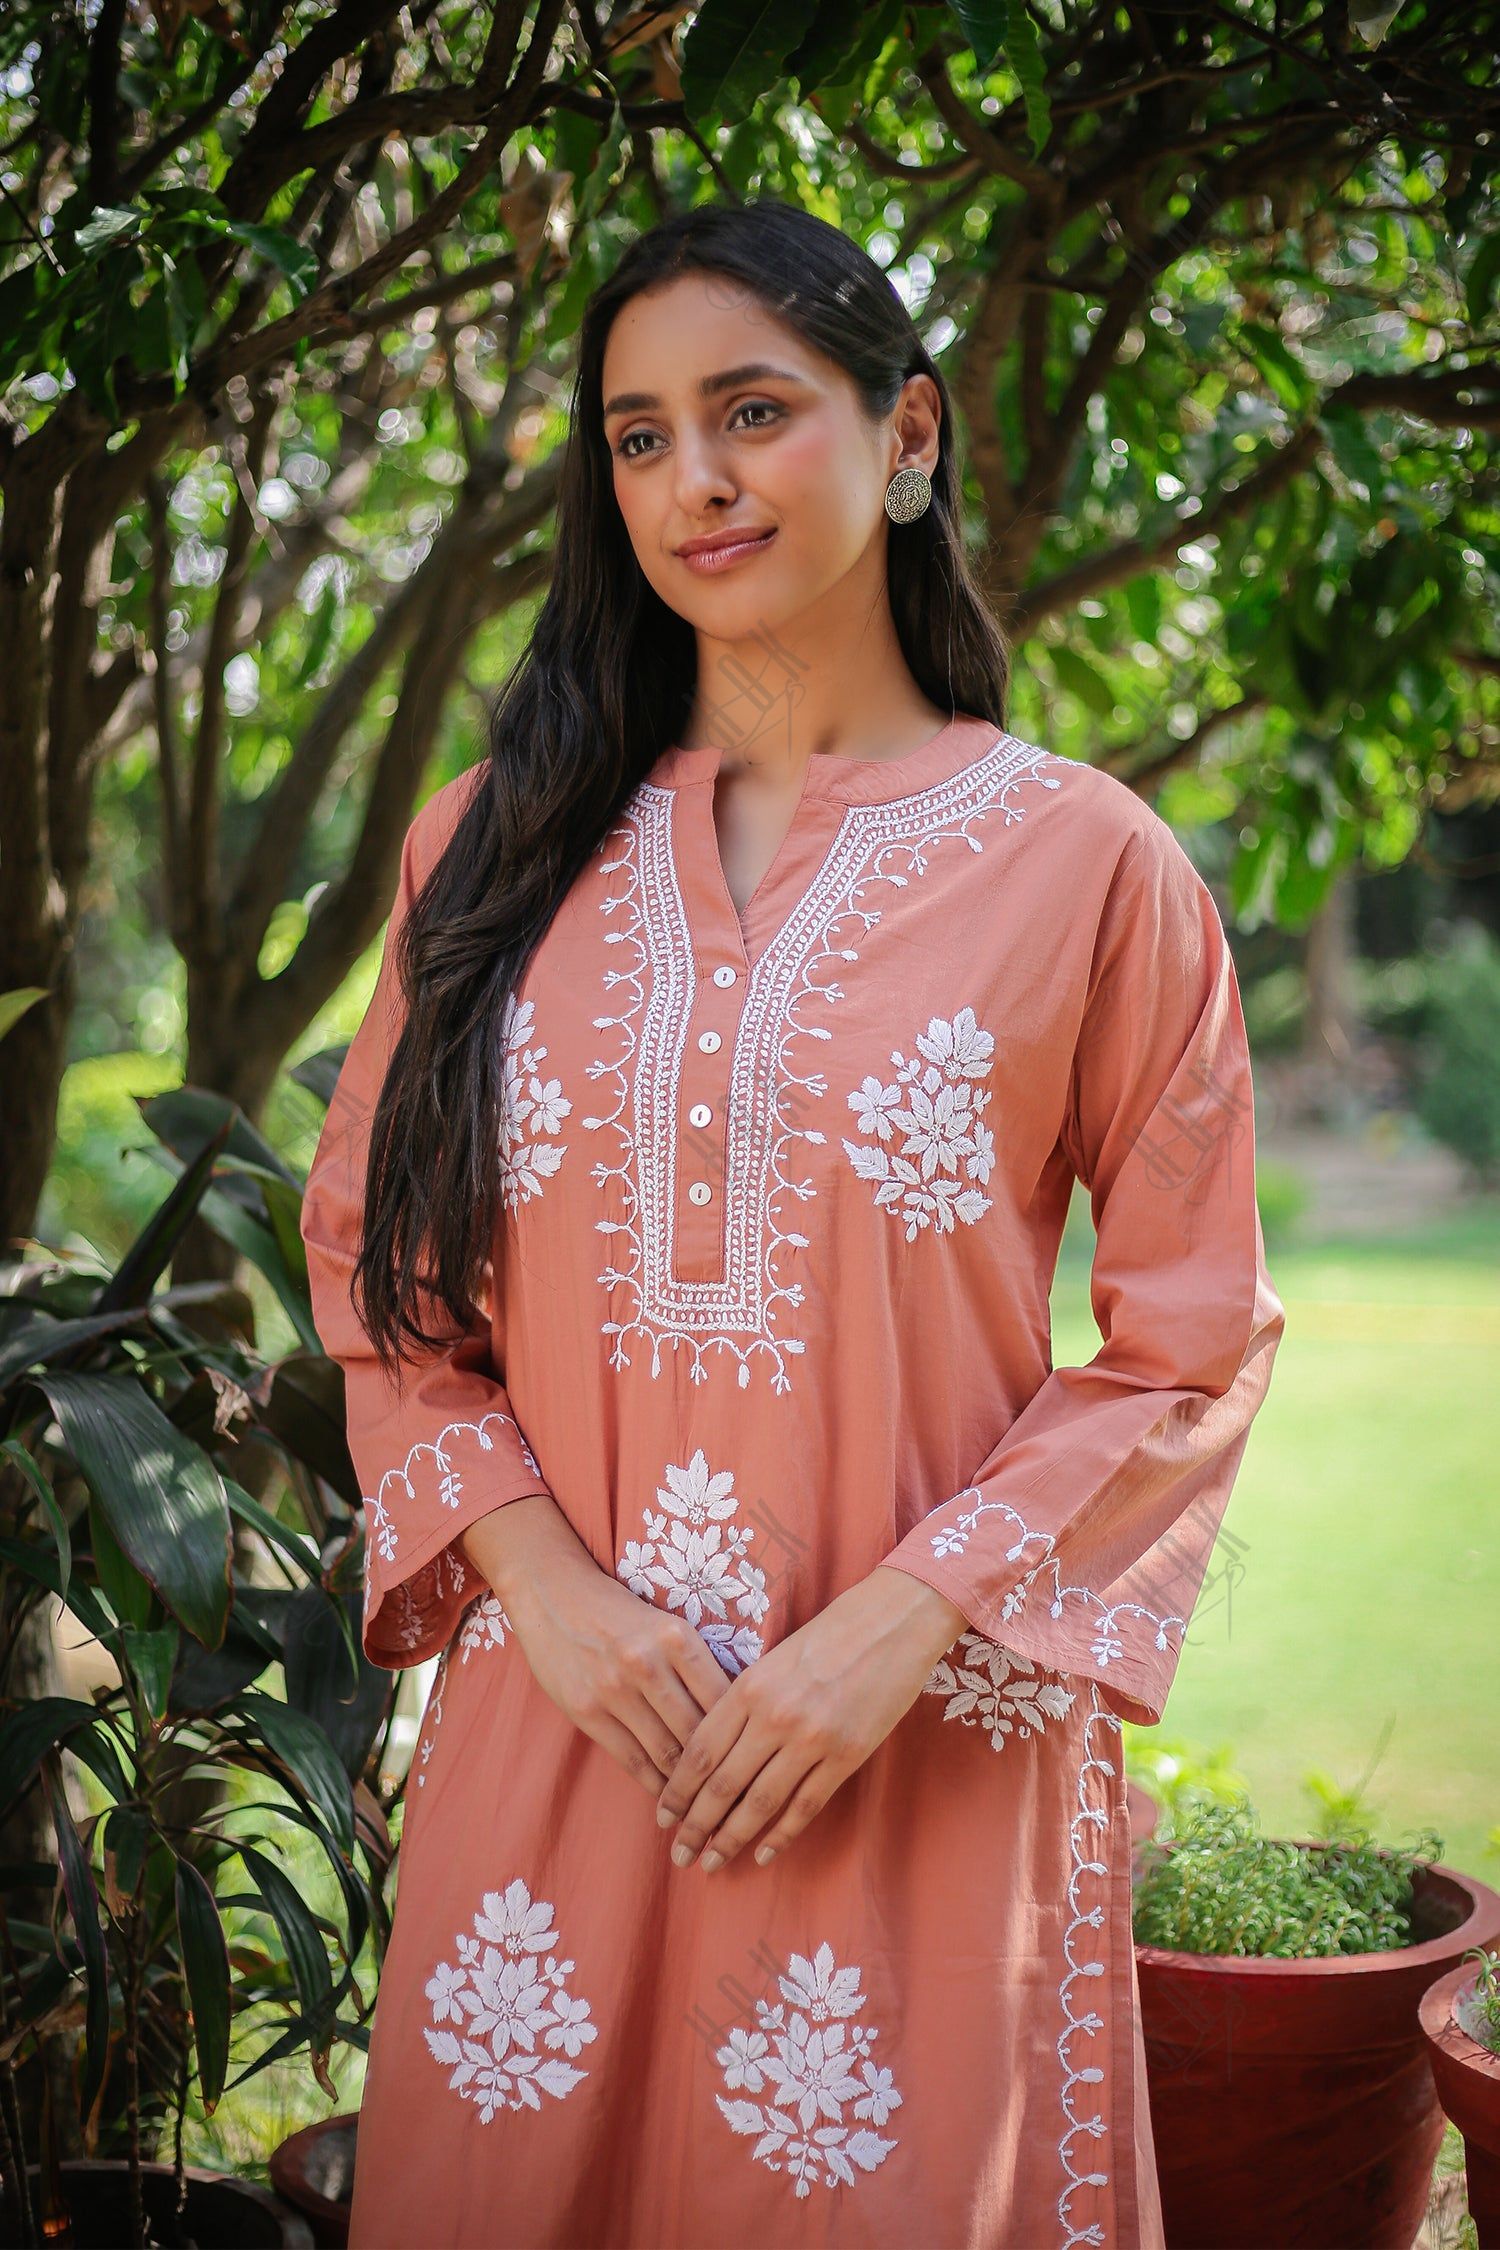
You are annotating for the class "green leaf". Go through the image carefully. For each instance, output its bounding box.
[236,1690,354,1859]
[175,1855,232,2111]
[787,0,895,90]
[572,102,630,228]
[0,1280,247,1389]
[73,206,141,257]
[0,987,49,1042]
[101,1804,151,1900]
[1124,573,1163,646]
[42,1757,110,2120]
[121,1624,180,1722]
[261,1173,310,1294]
[162,249,209,381]
[36,1373,232,1649]
[101,1114,234,1316]
[679,0,818,125]
[141,1085,301,1190]
[0,1440,70,1602]
[0,1532,117,1650]
[236,1841,334,2031]
[1465,230,1500,330]
[946,1,1050,154]
[288,1045,346,1112]
[295,576,340,690]
[88,1487,157,1633]
[223,1477,324,1583]
[945,0,1003,68]
[1050,643,1118,718]
[0,1698,107,1821]
[1321,402,1385,502]
[220,220,319,303]
[1236,320,1313,415]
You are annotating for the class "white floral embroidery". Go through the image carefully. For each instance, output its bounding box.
[366,1411,544,1573]
[423,1877,597,2120]
[1059,1690,1119,2247]
[842,1005,997,1239]
[925,1491,1186,1676]
[616,1448,769,1675]
[413,1593,514,1789]
[412,1643,451,1792]
[583,738,1066,1392]
[363,1415,545,1664]
[457,1589,512,1656]
[922,1631,1076,1749]
[498,995,573,1213]
[713,1941,901,2198]
[382,1541,472,1658]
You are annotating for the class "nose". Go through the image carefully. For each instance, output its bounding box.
[671,424,739,516]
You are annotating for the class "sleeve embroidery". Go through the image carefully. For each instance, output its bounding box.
[878,808,1286,1730]
[300,774,557,1670]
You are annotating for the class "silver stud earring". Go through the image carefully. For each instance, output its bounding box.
[884,465,932,524]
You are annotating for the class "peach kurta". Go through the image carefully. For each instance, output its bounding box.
[300,713,1285,2250]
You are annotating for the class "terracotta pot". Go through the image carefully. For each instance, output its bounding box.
[268,2113,359,2247]
[0,2159,313,2248]
[1420,1957,1500,2246]
[1132,1842,1500,2250]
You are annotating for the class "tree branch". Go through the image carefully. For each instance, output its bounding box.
[1005,421,1323,634]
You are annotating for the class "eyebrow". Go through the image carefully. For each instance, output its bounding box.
[601,362,809,420]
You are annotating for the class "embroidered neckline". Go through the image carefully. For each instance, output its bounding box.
[583,735,1068,1391]
[643,711,1014,806]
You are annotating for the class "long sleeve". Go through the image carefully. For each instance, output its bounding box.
[299,776,555,1669]
[878,808,1286,1728]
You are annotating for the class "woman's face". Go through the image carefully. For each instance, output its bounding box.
[601,269,934,642]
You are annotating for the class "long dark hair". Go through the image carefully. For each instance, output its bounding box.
[353,194,1011,1377]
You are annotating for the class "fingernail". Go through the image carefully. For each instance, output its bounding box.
[657,1804,678,1828]
[700,1849,722,1873]
[671,1841,695,1867]
[754,1846,775,1866]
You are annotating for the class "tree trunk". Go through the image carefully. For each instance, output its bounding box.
[1299,866,1361,1124]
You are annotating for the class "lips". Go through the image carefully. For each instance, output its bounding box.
[677,528,777,568]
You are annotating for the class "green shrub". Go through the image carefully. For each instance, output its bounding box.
[1132,1789,1444,1957]
[1414,924,1500,1186]
[1461,1946,1500,2058]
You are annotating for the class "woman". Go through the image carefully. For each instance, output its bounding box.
[301,197,1285,2249]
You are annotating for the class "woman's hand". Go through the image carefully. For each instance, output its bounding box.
[460,1495,733,1796]
[654,1566,967,1873]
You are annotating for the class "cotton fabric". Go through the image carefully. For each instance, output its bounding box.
[300,713,1285,2249]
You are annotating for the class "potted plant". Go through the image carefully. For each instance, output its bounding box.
[1421,1942,1500,2246]
[0,1091,399,2249]
[1131,1788,1500,2250]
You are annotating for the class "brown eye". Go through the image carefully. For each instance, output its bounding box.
[614,399,784,462]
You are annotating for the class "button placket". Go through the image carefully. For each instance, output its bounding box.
[674,950,742,1278]
[662,763,841,1287]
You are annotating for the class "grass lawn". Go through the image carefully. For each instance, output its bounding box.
[1052,1189,1500,1882]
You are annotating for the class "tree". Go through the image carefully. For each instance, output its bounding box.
[2,0,1497,1250]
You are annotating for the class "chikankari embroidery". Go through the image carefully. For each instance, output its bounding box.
[458,1589,513,1656]
[498,994,573,1213]
[616,1447,769,1675]
[583,736,1066,1392]
[1058,1689,1119,2247]
[926,1491,1187,1673]
[842,1005,998,1240]
[413,1593,515,1789]
[366,1410,544,1573]
[922,1631,1077,1750]
[412,1642,452,1792]
[423,1877,597,2119]
[713,1941,902,2198]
